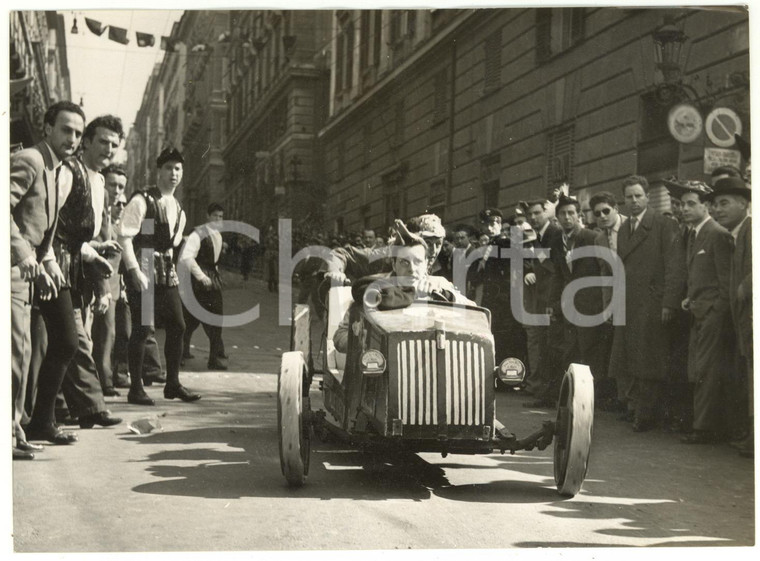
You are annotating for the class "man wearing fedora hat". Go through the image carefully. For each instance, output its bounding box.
[706,175,753,457]
[665,179,733,444]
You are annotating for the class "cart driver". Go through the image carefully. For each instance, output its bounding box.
[333,221,473,353]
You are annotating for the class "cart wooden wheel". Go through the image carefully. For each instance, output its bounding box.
[278,351,310,487]
[553,363,594,497]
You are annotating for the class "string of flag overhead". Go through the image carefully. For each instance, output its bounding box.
[78,16,179,51]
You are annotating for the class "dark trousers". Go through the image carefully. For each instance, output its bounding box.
[115,298,163,378]
[689,309,731,434]
[60,306,106,418]
[127,285,185,393]
[182,286,224,363]
[28,288,78,430]
[11,270,32,442]
[23,305,46,424]
[533,318,566,403]
[92,297,117,391]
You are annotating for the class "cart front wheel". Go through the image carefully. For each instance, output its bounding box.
[553,363,594,497]
[278,351,310,487]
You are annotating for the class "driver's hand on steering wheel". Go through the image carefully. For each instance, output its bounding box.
[324,270,350,285]
[415,277,453,297]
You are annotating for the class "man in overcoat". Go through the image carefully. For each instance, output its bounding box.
[609,175,686,431]
[707,176,753,457]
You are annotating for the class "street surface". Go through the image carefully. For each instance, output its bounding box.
[11,272,756,553]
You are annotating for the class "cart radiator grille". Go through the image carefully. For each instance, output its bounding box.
[397,339,486,426]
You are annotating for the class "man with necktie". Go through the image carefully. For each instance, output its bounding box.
[665,179,732,444]
[608,175,686,432]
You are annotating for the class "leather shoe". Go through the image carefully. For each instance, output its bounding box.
[207,360,227,371]
[79,410,123,429]
[25,424,78,445]
[164,384,201,402]
[143,372,167,387]
[127,391,155,406]
[103,387,121,397]
[114,372,130,388]
[216,352,229,359]
[632,418,656,432]
[16,440,44,452]
[182,351,195,360]
[13,448,35,460]
[681,431,718,444]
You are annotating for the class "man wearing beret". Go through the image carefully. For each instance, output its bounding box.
[665,179,733,444]
[707,176,753,457]
[118,147,199,405]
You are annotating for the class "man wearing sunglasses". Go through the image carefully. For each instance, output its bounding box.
[589,191,626,411]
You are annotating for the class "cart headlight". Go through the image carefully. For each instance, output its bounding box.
[361,350,386,376]
[496,357,526,386]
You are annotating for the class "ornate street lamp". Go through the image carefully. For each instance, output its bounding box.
[653,17,687,83]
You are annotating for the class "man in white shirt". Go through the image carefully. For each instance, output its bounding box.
[118,147,199,405]
[180,203,227,370]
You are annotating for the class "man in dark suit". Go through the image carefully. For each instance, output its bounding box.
[609,175,686,431]
[666,180,733,444]
[589,191,625,410]
[522,199,563,403]
[707,176,753,457]
[554,195,607,395]
[10,101,85,456]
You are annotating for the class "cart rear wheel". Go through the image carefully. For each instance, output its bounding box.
[553,363,594,497]
[278,351,310,487]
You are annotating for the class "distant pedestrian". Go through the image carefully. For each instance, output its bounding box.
[180,203,227,371]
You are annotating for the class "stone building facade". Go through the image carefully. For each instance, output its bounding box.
[10,11,72,148]
[319,7,749,234]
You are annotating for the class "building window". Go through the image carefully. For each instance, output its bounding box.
[394,100,405,147]
[481,154,501,209]
[545,125,575,186]
[428,179,447,221]
[336,12,355,95]
[536,8,585,63]
[362,123,372,168]
[484,29,502,93]
[433,67,449,123]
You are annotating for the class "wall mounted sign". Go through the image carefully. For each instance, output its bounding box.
[705,107,742,147]
[703,147,741,174]
[667,103,703,144]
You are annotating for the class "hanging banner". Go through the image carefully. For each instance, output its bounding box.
[136,31,155,47]
[85,18,107,36]
[108,25,130,45]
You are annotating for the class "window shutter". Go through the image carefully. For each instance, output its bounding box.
[484,29,502,91]
[546,126,575,185]
[536,10,552,62]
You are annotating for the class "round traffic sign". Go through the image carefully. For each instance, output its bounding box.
[705,107,742,148]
